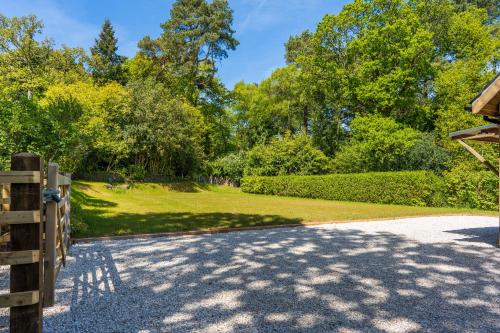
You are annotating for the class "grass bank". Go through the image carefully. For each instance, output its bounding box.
[72,181,495,238]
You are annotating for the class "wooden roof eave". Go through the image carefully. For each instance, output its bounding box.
[449,124,499,142]
[450,124,499,177]
[468,73,500,117]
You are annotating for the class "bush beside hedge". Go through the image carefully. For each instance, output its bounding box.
[241,171,446,207]
[443,169,498,210]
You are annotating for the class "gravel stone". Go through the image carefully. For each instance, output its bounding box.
[1,215,499,332]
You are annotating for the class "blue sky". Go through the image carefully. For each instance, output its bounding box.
[0,0,348,88]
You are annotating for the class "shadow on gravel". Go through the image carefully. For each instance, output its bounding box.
[41,224,500,333]
[444,227,499,246]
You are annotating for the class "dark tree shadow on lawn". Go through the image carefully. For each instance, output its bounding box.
[162,182,211,193]
[72,189,117,208]
[72,182,304,237]
[43,223,500,333]
[83,211,303,237]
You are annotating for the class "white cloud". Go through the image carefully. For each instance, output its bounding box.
[234,0,330,33]
[237,0,272,32]
[1,0,99,49]
[0,0,137,56]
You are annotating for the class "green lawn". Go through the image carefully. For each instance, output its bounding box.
[72,181,495,238]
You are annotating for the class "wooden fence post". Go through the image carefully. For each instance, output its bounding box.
[10,153,43,333]
[43,163,58,307]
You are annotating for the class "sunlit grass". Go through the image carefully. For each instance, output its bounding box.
[72,181,495,238]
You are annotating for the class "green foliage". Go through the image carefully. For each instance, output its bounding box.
[0,80,131,173]
[333,115,449,173]
[0,14,53,97]
[208,152,245,185]
[451,0,499,22]
[310,0,435,130]
[285,30,314,65]
[231,0,497,167]
[46,47,89,85]
[0,95,47,169]
[232,65,327,150]
[405,133,451,173]
[0,0,498,198]
[90,19,127,85]
[162,0,238,63]
[40,81,130,172]
[241,171,446,207]
[231,81,270,149]
[198,78,236,159]
[295,0,497,132]
[139,0,238,104]
[125,79,206,176]
[244,134,332,176]
[432,6,497,159]
[443,164,498,210]
[242,164,499,210]
[334,115,419,173]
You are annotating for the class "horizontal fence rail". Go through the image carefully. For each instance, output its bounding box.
[0,291,40,308]
[0,210,41,225]
[0,250,40,265]
[0,171,41,184]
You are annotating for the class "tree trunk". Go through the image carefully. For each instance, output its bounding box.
[303,105,309,134]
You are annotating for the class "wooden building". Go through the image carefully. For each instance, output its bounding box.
[449,73,500,245]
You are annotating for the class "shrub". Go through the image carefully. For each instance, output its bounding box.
[241,171,446,207]
[209,152,246,186]
[403,133,450,173]
[333,115,420,173]
[244,134,332,176]
[333,115,449,173]
[443,165,498,210]
[125,164,147,181]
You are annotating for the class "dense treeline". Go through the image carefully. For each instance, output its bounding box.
[0,0,498,184]
[0,0,237,176]
[217,0,499,185]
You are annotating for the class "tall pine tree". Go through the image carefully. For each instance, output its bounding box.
[90,19,126,85]
[138,0,238,103]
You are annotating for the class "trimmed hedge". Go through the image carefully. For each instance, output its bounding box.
[241,171,446,207]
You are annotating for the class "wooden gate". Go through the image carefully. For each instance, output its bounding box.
[0,153,71,332]
[43,162,71,307]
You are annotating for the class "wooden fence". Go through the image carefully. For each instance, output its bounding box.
[0,153,71,333]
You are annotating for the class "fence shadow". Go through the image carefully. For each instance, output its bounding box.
[0,267,8,332]
[43,244,122,332]
[43,224,500,332]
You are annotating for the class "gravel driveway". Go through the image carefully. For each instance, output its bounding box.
[1,215,500,332]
